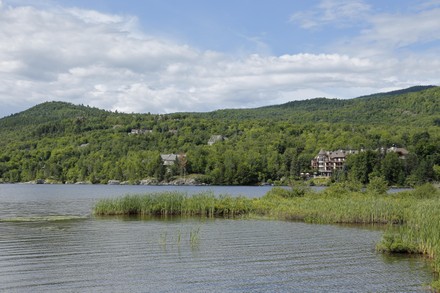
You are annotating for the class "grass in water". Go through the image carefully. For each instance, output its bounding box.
[94,184,440,290]
[189,227,201,249]
[93,191,252,217]
[0,215,87,222]
[157,227,201,251]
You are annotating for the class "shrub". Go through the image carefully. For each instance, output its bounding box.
[367,176,388,195]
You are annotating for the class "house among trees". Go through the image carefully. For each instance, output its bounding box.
[381,146,409,159]
[208,135,226,145]
[160,154,178,166]
[311,149,359,177]
[160,153,187,166]
[129,129,152,135]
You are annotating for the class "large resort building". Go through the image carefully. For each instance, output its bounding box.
[311,147,409,177]
[311,149,358,177]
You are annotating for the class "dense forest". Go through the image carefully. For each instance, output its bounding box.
[0,86,439,186]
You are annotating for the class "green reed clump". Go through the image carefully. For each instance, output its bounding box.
[377,199,440,260]
[93,191,255,217]
[94,185,438,226]
[260,187,411,224]
[376,185,440,290]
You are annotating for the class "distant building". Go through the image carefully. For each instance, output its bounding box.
[311,149,358,177]
[129,129,153,135]
[384,146,409,159]
[160,154,178,166]
[311,147,410,177]
[208,135,226,146]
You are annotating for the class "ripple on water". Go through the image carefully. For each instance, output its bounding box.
[0,183,434,292]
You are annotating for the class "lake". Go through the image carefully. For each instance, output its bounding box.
[0,184,433,292]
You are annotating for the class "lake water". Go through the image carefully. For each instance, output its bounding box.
[0,184,434,292]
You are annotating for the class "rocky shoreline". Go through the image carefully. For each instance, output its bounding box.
[16,177,208,186]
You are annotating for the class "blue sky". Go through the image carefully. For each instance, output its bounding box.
[0,0,439,117]
[56,0,309,55]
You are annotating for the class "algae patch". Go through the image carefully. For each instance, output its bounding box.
[0,215,88,222]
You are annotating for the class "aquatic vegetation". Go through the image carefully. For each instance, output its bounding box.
[157,227,201,251]
[189,226,201,249]
[93,191,253,217]
[376,196,440,290]
[0,215,87,222]
[159,231,168,250]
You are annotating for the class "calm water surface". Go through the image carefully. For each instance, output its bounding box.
[0,184,434,292]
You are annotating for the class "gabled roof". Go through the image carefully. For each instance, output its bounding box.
[160,154,177,161]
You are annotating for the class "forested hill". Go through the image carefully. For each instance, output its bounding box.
[0,86,439,186]
[0,101,113,129]
[198,86,440,125]
[1,85,439,129]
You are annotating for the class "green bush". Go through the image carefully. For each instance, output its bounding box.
[367,176,388,195]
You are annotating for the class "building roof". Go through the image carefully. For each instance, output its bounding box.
[328,149,358,159]
[388,147,409,155]
[160,154,177,161]
[208,135,225,145]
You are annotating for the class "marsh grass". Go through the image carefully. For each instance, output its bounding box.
[93,191,253,217]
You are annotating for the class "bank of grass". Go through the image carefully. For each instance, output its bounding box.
[93,183,440,290]
[375,185,440,290]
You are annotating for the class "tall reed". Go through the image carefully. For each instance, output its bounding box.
[93,191,253,217]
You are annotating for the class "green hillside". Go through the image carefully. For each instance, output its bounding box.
[0,86,439,185]
[199,86,440,126]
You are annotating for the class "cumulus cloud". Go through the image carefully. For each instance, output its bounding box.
[0,1,438,117]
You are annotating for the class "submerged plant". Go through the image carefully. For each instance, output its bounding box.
[159,231,168,250]
[0,215,87,222]
[189,227,201,249]
[157,227,201,251]
[176,229,182,247]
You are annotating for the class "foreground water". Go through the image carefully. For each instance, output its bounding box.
[0,184,433,292]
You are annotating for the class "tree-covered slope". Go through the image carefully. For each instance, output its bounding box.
[0,102,122,147]
[199,86,440,126]
[0,86,439,185]
[0,101,110,128]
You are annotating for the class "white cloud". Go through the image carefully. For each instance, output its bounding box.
[359,8,440,50]
[290,0,371,29]
[0,2,438,117]
[417,0,440,10]
[293,0,440,58]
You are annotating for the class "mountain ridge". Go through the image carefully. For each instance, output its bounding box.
[195,85,440,124]
[1,85,437,123]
